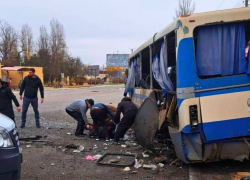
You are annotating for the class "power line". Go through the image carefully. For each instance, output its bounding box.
[216,0,227,10]
[234,0,241,8]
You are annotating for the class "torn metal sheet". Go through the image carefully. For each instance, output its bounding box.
[96,153,137,167]
[134,97,159,153]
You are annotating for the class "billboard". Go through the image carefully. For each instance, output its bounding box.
[106,54,129,68]
[88,65,99,76]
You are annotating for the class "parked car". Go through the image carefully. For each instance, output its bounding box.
[0,114,22,180]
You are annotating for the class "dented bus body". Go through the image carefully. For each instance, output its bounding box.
[127,8,250,163]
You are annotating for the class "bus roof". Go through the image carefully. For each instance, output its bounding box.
[129,7,250,59]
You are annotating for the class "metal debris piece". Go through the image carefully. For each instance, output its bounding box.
[142,153,149,158]
[123,167,130,172]
[158,163,164,168]
[19,135,42,141]
[143,164,158,170]
[79,145,85,152]
[96,152,137,167]
[93,154,102,160]
[73,150,81,153]
[107,159,120,163]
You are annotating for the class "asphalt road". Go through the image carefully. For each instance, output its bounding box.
[11,85,250,180]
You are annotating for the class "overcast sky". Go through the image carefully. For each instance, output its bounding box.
[0,0,244,66]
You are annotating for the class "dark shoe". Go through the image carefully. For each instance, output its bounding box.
[36,125,41,128]
[20,125,25,128]
[96,136,100,141]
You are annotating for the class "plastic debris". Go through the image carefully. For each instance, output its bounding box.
[67,132,72,135]
[143,164,158,170]
[93,145,98,149]
[142,153,149,158]
[51,163,55,166]
[79,145,85,152]
[158,163,164,168]
[121,145,127,148]
[93,154,102,160]
[83,155,95,161]
[134,159,142,169]
[123,167,130,172]
[73,150,81,153]
[131,171,138,174]
[26,145,32,148]
[104,147,108,150]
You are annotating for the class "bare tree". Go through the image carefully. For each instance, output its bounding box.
[175,0,195,18]
[37,25,51,82]
[49,19,66,84]
[20,24,33,60]
[0,20,18,65]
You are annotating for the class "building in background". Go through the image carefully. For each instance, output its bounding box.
[0,64,44,88]
[106,54,129,81]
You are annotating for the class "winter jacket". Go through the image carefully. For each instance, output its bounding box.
[114,97,138,123]
[0,81,20,120]
[66,99,89,124]
[20,75,44,98]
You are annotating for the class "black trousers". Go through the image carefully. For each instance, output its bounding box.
[66,108,85,135]
[114,110,137,142]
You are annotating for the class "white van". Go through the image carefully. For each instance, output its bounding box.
[0,114,22,180]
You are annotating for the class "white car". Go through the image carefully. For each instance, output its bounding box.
[0,114,22,180]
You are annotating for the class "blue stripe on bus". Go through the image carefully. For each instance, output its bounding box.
[181,117,250,142]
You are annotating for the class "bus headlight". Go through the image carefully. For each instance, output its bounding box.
[0,127,14,148]
[189,105,198,131]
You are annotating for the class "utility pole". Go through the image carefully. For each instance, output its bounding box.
[246,0,248,7]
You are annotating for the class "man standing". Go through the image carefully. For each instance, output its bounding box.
[0,79,21,121]
[66,99,94,137]
[20,68,44,128]
[113,97,138,144]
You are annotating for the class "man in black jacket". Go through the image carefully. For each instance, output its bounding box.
[113,97,138,143]
[0,79,21,121]
[20,68,44,128]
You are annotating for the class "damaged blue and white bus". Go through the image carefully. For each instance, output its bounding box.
[125,7,250,163]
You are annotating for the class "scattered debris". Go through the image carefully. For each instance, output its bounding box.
[134,159,143,169]
[231,172,250,180]
[158,163,164,168]
[79,145,85,152]
[131,171,138,174]
[107,159,120,163]
[123,167,130,172]
[104,147,108,150]
[26,145,32,148]
[19,135,42,141]
[67,132,72,135]
[93,145,98,149]
[51,163,55,166]
[93,154,102,160]
[153,156,168,164]
[65,144,77,149]
[143,164,158,170]
[170,158,182,167]
[142,153,149,158]
[121,145,127,148]
[73,150,81,153]
[83,155,95,161]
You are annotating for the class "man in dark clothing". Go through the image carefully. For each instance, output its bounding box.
[0,79,21,121]
[88,120,116,140]
[113,97,138,143]
[90,104,116,141]
[66,99,94,137]
[19,68,44,128]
